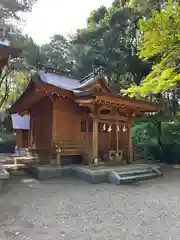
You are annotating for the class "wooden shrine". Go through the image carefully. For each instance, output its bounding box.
[9,68,158,165]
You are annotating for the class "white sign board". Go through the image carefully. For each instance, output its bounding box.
[11,114,30,130]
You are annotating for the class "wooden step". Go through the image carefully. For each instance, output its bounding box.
[60,145,82,149]
[58,149,82,156]
[53,140,82,156]
[13,156,39,165]
[2,164,26,170]
[60,149,81,152]
[53,141,82,153]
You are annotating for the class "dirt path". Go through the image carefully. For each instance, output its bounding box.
[0,169,180,240]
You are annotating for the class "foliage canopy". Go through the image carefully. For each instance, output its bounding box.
[122,0,180,97]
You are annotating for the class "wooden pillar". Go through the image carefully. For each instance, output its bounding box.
[116,121,119,153]
[52,101,57,141]
[51,100,57,165]
[92,118,98,160]
[57,152,61,166]
[128,122,133,163]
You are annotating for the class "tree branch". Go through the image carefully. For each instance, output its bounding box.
[0,75,10,108]
[0,68,13,89]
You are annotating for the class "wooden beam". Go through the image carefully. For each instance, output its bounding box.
[89,113,128,122]
[75,98,93,104]
[95,96,158,112]
[79,102,94,112]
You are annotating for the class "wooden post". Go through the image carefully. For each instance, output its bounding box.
[116,121,120,162]
[116,121,119,153]
[50,158,55,165]
[52,101,57,141]
[128,122,133,163]
[92,118,98,161]
[57,152,61,166]
[52,100,57,165]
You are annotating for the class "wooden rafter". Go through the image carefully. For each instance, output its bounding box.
[95,96,158,112]
[75,95,158,115]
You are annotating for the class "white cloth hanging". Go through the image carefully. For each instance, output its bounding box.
[123,124,127,132]
[108,124,112,132]
[116,124,120,132]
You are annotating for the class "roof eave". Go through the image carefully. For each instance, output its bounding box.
[0,45,21,59]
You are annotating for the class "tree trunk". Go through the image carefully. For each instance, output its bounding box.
[155,93,164,161]
[0,75,10,108]
[156,0,161,12]
[155,119,163,161]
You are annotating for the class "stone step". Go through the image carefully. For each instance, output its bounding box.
[108,167,162,185]
[115,168,154,177]
[13,156,39,164]
[120,172,158,184]
[0,168,9,193]
[0,168,9,180]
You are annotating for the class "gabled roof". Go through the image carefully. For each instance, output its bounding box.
[9,67,159,114]
[38,68,106,93]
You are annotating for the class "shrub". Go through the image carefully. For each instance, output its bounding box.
[0,132,15,153]
[0,140,16,153]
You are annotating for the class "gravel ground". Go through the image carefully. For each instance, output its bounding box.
[0,168,180,240]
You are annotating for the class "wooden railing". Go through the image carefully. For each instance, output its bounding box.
[52,141,137,165]
[53,141,82,156]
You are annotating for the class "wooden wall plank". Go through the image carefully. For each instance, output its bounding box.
[29,97,52,151]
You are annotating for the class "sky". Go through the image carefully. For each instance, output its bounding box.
[24,0,113,45]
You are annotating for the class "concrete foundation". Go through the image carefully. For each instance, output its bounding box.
[74,167,108,184]
[31,165,75,180]
[31,164,161,184]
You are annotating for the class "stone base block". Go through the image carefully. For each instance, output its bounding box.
[31,165,75,180]
[75,168,108,184]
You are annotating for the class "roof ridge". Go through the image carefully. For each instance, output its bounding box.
[38,65,105,83]
[80,67,104,83]
[39,64,80,81]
